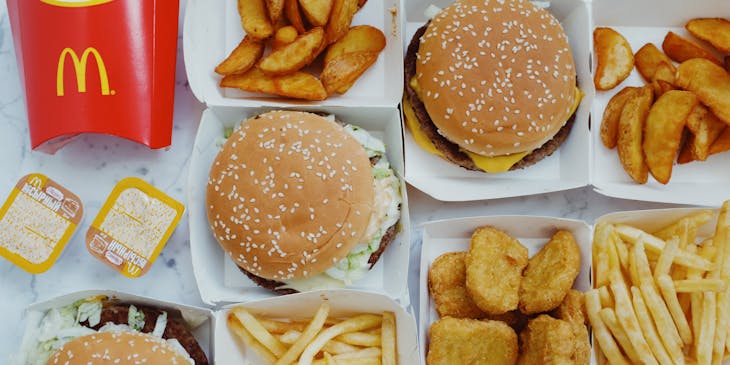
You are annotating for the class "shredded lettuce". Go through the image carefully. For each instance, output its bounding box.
[152,311,168,337]
[127,305,145,331]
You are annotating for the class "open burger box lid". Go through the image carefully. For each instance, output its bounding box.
[590,0,730,206]
[183,0,404,107]
[417,215,592,364]
[187,106,412,306]
[13,289,419,364]
[401,0,594,201]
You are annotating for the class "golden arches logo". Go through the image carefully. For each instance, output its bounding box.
[56,47,112,97]
[41,0,115,7]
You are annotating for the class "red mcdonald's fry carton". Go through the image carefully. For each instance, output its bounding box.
[7,0,180,153]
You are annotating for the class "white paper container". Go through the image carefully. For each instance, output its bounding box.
[401,0,594,201]
[188,106,411,305]
[417,215,592,364]
[183,0,404,108]
[12,290,215,365]
[590,0,730,206]
[214,289,419,364]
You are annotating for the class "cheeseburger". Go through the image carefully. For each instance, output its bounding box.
[15,296,208,365]
[207,111,402,293]
[403,0,583,172]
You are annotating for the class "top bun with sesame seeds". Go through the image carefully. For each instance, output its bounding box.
[45,331,193,365]
[206,111,376,284]
[406,0,579,167]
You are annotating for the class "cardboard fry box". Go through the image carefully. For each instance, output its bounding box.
[7,0,180,153]
[187,106,411,305]
[418,215,592,364]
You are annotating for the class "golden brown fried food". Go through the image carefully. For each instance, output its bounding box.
[428,252,486,319]
[517,315,576,365]
[601,87,639,149]
[466,227,528,315]
[662,31,721,65]
[552,290,590,365]
[519,230,581,314]
[634,43,676,83]
[617,85,654,184]
[686,18,730,53]
[427,317,518,365]
[594,27,634,90]
[675,58,730,125]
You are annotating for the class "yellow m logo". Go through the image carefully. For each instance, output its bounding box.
[56,47,112,96]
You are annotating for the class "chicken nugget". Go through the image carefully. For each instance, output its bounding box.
[519,230,581,314]
[466,226,529,315]
[428,252,486,318]
[427,317,518,365]
[551,290,590,365]
[518,315,576,365]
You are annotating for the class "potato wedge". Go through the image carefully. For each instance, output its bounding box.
[686,104,726,161]
[215,36,265,76]
[686,18,730,53]
[618,85,653,184]
[324,25,386,65]
[259,27,325,75]
[662,31,721,65]
[321,51,379,95]
[677,138,695,165]
[326,0,359,44]
[601,87,639,149]
[273,26,299,50]
[652,79,675,98]
[239,0,274,40]
[221,68,277,94]
[725,56,730,72]
[594,27,634,90]
[267,0,285,24]
[710,127,730,155]
[357,0,367,8]
[676,58,730,125]
[285,0,307,33]
[635,43,676,83]
[274,72,328,101]
[299,0,333,26]
[651,62,676,97]
[644,90,698,184]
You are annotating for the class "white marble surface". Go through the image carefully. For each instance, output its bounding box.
[0,1,685,363]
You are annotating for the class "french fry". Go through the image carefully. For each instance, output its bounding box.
[322,51,380,95]
[313,356,380,365]
[599,285,615,308]
[657,274,694,346]
[273,26,299,50]
[617,85,653,184]
[630,286,674,365]
[324,352,339,365]
[239,0,274,40]
[599,307,643,364]
[662,31,721,65]
[228,315,279,365]
[215,36,265,76]
[643,90,699,184]
[697,291,717,365]
[232,307,288,357]
[629,246,642,287]
[299,0,333,26]
[686,18,730,53]
[275,302,330,365]
[586,289,631,365]
[324,340,361,355]
[594,27,634,90]
[278,329,302,344]
[259,27,325,75]
[381,311,396,365]
[613,232,631,275]
[299,314,382,365]
[654,237,680,280]
[609,271,657,365]
[674,279,727,292]
[336,332,380,347]
[685,105,727,161]
[635,43,676,83]
[676,59,730,125]
[325,0,358,44]
[284,0,306,33]
[615,224,714,271]
[600,87,639,149]
[712,201,730,363]
[654,210,714,243]
[593,223,612,286]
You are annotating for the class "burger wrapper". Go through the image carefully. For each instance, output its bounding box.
[7,0,179,154]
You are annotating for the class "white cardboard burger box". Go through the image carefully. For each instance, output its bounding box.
[12,289,419,365]
[12,290,215,365]
[590,0,730,206]
[183,0,404,108]
[214,289,419,364]
[187,106,412,305]
[417,215,592,364]
[401,0,594,201]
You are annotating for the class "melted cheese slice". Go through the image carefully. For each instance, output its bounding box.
[404,77,583,173]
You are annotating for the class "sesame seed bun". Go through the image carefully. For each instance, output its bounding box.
[415,0,577,157]
[46,332,190,365]
[206,111,374,282]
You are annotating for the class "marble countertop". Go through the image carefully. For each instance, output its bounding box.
[0,2,681,363]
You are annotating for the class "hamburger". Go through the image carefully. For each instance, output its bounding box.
[15,296,208,365]
[206,111,402,294]
[403,0,583,172]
